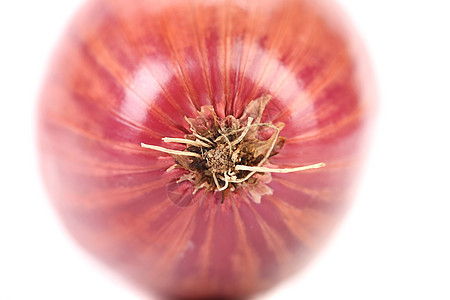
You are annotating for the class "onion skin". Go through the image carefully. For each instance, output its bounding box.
[37,0,375,299]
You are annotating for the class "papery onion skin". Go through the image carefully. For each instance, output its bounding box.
[37,0,375,299]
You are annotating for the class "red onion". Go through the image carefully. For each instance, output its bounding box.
[37,0,375,298]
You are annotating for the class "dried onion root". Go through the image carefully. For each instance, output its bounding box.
[141,95,325,201]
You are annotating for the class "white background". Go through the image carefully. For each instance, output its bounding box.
[1,0,449,299]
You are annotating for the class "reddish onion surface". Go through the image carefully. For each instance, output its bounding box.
[37,0,375,299]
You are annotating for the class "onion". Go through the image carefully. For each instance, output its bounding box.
[37,0,375,298]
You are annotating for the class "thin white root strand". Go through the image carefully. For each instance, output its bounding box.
[162,138,205,147]
[141,143,201,158]
[231,117,253,146]
[193,132,215,146]
[166,164,178,173]
[235,162,326,173]
[195,139,212,148]
[162,137,210,148]
[221,133,233,154]
[213,172,229,191]
[232,123,280,183]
